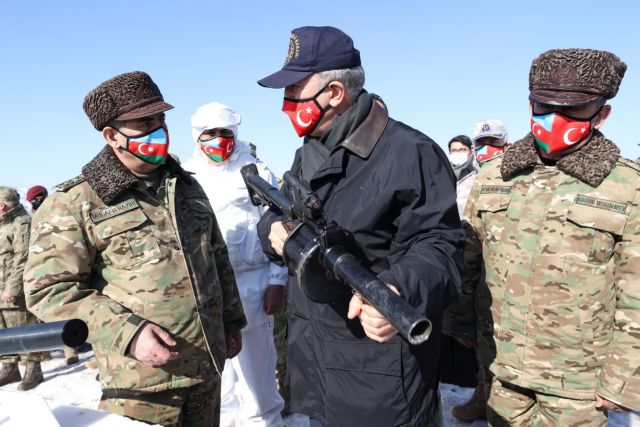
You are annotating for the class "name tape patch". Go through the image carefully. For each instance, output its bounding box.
[89,199,140,223]
[575,195,628,214]
[480,185,512,195]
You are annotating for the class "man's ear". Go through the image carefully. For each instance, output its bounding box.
[593,105,611,130]
[327,81,346,108]
[102,126,121,149]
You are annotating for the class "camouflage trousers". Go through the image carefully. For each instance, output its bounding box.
[0,308,49,363]
[99,378,220,426]
[487,378,607,427]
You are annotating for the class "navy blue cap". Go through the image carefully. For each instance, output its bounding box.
[258,26,361,88]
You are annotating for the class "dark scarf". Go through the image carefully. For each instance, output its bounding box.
[500,130,620,187]
[82,146,191,204]
[452,156,476,181]
[300,91,373,182]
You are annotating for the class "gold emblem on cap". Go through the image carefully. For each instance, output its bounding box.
[285,33,300,66]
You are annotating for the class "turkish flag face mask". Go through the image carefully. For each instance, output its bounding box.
[282,84,329,137]
[119,126,170,165]
[475,144,505,165]
[200,136,235,162]
[530,109,600,155]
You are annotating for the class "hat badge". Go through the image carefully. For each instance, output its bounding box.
[136,82,156,100]
[481,123,491,133]
[285,33,300,66]
[550,62,577,85]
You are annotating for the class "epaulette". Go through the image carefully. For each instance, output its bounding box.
[618,157,640,174]
[53,174,86,192]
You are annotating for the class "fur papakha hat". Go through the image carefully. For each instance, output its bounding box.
[529,48,626,106]
[83,71,174,131]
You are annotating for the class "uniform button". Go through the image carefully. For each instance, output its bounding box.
[204,368,212,375]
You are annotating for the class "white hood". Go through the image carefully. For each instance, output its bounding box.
[191,101,241,143]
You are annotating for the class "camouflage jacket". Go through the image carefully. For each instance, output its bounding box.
[455,132,640,410]
[0,204,30,310]
[24,147,246,393]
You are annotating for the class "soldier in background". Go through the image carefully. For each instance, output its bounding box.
[443,119,509,422]
[25,186,48,212]
[23,71,246,425]
[0,187,47,390]
[26,184,80,366]
[448,135,477,182]
[457,49,638,425]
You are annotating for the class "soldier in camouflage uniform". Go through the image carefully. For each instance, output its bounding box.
[0,187,48,391]
[446,49,639,425]
[25,184,81,366]
[23,71,246,426]
[444,119,511,423]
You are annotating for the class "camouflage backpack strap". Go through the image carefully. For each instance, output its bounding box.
[53,174,86,193]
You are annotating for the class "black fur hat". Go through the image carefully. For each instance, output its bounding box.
[529,49,626,106]
[83,71,173,130]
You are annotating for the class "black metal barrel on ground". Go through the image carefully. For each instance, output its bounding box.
[0,319,88,356]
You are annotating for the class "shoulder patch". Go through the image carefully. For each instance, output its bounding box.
[89,199,140,223]
[617,157,640,174]
[54,175,86,192]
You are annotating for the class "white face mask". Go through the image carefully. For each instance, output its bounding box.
[450,152,470,166]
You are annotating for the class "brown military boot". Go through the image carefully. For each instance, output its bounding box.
[451,384,487,422]
[64,347,80,365]
[17,361,44,391]
[0,362,21,386]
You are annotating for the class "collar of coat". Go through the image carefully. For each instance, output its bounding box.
[500,130,620,187]
[339,94,389,159]
[82,145,192,205]
[0,204,27,224]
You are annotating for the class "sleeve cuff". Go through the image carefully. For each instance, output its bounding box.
[226,316,248,331]
[597,365,640,411]
[268,264,287,285]
[114,314,147,357]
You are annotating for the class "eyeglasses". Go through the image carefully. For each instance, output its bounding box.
[450,148,470,154]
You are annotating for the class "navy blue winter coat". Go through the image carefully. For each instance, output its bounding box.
[258,97,463,427]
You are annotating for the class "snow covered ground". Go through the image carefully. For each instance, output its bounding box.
[0,349,635,426]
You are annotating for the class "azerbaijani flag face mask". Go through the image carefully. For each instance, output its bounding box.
[199,136,235,162]
[118,126,170,165]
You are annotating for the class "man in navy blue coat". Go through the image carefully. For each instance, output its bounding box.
[257,26,464,427]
